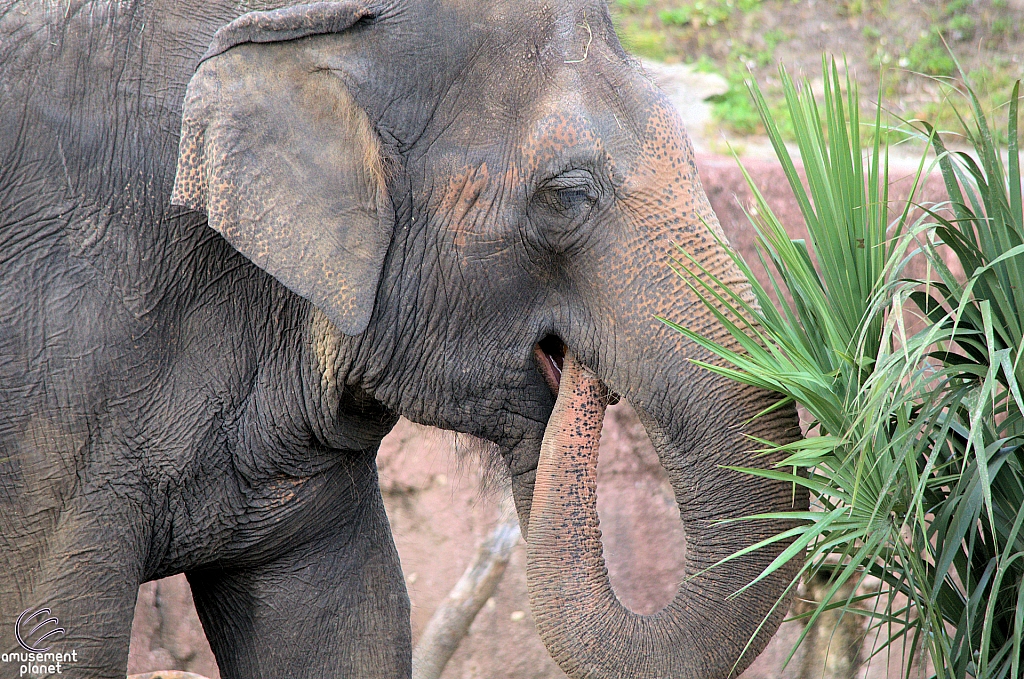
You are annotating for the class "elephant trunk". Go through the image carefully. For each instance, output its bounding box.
[526,352,802,679]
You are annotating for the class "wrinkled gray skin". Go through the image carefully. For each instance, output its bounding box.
[0,1,804,678]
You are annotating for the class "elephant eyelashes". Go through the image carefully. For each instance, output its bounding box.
[555,187,593,211]
[534,170,599,221]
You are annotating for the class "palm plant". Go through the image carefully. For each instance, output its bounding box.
[666,58,1024,679]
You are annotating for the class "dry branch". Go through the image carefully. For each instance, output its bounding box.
[411,494,521,679]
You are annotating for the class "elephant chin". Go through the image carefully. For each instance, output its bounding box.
[524,351,797,679]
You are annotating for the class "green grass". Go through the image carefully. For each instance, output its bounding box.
[619,26,668,60]
[903,30,957,77]
[658,0,761,28]
[707,71,763,135]
[668,58,1024,678]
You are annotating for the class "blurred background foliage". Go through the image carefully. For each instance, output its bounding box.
[607,0,1024,143]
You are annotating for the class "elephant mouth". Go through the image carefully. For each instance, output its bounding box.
[534,335,619,404]
[534,335,565,396]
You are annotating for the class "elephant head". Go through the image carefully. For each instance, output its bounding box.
[172,1,806,676]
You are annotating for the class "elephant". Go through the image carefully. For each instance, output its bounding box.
[0,0,807,677]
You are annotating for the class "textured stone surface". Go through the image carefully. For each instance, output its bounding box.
[127,576,219,679]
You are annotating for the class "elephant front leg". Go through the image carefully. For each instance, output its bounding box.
[187,481,411,679]
[0,508,142,679]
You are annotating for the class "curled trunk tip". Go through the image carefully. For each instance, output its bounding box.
[525,352,802,679]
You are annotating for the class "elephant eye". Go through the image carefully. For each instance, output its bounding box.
[537,170,598,217]
[555,187,593,211]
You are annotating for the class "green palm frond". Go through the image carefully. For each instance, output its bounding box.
[669,58,1024,678]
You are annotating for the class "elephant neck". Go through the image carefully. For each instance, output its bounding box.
[307,307,399,452]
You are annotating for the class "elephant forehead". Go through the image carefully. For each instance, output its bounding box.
[435,0,603,44]
[402,1,630,144]
[516,110,609,176]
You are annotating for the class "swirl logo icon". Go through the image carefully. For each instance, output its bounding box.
[15,608,66,652]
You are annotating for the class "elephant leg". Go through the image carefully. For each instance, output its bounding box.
[1,509,141,678]
[186,475,411,679]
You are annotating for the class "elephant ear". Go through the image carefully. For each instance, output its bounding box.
[172,2,391,336]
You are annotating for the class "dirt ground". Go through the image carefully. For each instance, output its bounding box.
[612,0,1024,142]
